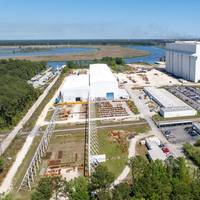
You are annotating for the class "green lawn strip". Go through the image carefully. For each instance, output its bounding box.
[51,132,85,143]
[152,113,199,122]
[44,110,54,121]
[0,135,26,184]
[98,129,128,178]
[12,134,43,190]
[96,119,146,126]
[55,123,86,130]
[11,190,31,200]
[126,100,140,114]
[132,124,150,133]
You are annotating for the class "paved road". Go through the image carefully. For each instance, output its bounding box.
[0,74,65,194]
[127,87,183,158]
[0,74,60,155]
[112,87,184,186]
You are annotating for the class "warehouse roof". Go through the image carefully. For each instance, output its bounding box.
[175,41,200,44]
[89,64,118,84]
[61,74,89,91]
[144,87,193,109]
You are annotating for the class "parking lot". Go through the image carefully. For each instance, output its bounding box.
[161,125,200,144]
[167,86,200,110]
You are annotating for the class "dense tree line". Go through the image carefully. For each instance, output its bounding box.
[0,39,172,46]
[0,59,46,129]
[183,143,200,168]
[66,57,129,73]
[29,157,200,200]
[129,156,200,200]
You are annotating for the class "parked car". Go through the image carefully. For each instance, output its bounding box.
[162,147,170,153]
[184,127,192,131]
[188,130,198,137]
[164,130,171,135]
[159,144,165,148]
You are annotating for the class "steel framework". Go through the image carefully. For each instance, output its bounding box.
[18,107,59,191]
[87,99,99,176]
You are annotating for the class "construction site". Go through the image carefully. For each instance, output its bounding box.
[4,50,200,199]
[2,62,147,200]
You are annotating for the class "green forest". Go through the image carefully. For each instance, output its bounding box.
[66,57,130,73]
[15,156,199,200]
[0,59,46,130]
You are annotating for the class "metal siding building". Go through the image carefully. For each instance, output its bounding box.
[60,74,89,102]
[60,64,127,102]
[166,41,200,82]
[144,87,197,118]
[89,64,119,100]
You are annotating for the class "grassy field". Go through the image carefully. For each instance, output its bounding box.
[97,124,150,178]
[12,134,43,191]
[0,134,26,184]
[98,129,128,178]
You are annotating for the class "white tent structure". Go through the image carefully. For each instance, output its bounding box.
[60,74,89,102]
[89,64,119,100]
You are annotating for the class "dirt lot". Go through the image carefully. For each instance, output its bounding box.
[42,132,85,171]
[9,45,148,61]
[127,68,181,87]
[37,132,85,189]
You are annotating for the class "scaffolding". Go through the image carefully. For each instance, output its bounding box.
[18,107,59,191]
[87,99,99,176]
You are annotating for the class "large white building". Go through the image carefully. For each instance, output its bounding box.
[60,64,128,102]
[90,64,119,100]
[60,74,89,102]
[166,41,200,82]
[144,87,197,118]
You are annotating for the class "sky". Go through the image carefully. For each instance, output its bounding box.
[0,0,200,40]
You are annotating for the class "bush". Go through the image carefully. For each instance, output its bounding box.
[183,143,200,167]
[194,139,200,147]
[127,100,139,114]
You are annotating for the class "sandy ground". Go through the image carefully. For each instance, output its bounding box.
[117,68,182,87]
[1,45,148,61]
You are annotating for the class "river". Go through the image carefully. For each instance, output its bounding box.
[48,45,166,69]
[125,45,165,64]
[0,45,166,68]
